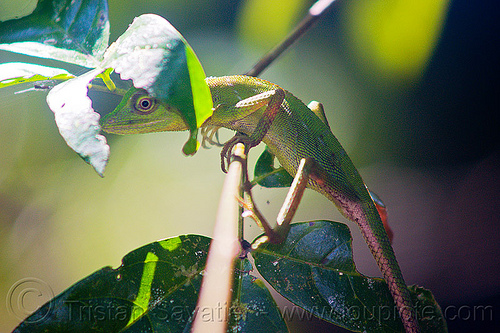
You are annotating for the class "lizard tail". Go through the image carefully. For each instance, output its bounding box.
[357,209,421,333]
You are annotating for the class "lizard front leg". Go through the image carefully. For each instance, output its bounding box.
[219,88,286,172]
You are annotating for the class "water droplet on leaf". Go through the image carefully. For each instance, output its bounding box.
[44,38,57,45]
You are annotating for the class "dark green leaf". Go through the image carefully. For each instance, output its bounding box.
[12,235,290,333]
[13,235,211,333]
[228,259,288,332]
[254,147,294,188]
[407,285,448,333]
[252,221,447,333]
[0,0,109,68]
[102,14,213,155]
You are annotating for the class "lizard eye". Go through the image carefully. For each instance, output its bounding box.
[135,96,156,114]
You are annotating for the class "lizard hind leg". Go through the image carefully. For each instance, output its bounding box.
[307,101,330,128]
[241,158,313,249]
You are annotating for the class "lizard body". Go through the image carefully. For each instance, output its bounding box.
[101,75,420,332]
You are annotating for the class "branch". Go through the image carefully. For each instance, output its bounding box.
[192,144,246,333]
[245,0,338,77]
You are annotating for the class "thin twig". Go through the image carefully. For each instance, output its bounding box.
[245,0,338,77]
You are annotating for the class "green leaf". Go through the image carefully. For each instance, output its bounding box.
[12,235,289,333]
[252,221,447,333]
[0,0,110,68]
[229,259,288,332]
[46,69,110,176]
[102,14,213,155]
[254,147,294,188]
[0,62,74,90]
[13,235,211,333]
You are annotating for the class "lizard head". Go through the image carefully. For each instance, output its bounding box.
[100,87,189,134]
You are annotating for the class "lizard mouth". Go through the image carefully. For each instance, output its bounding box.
[100,117,166,134]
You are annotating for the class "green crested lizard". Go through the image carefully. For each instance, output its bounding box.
[100,75,420,332]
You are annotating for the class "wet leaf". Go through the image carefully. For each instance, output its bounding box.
[12,235,288,333]
[252,220,447,333]
[228,259,288,332]
[13,235,211,333]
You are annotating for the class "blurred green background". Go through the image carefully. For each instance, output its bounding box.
[0,0,498,332]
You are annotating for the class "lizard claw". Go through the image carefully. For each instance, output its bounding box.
[220,133,258,173]
[201,125,223,148]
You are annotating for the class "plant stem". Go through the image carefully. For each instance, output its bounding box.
[192,144,246,333]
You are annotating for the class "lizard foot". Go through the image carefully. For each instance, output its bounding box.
[220,133,259,173]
